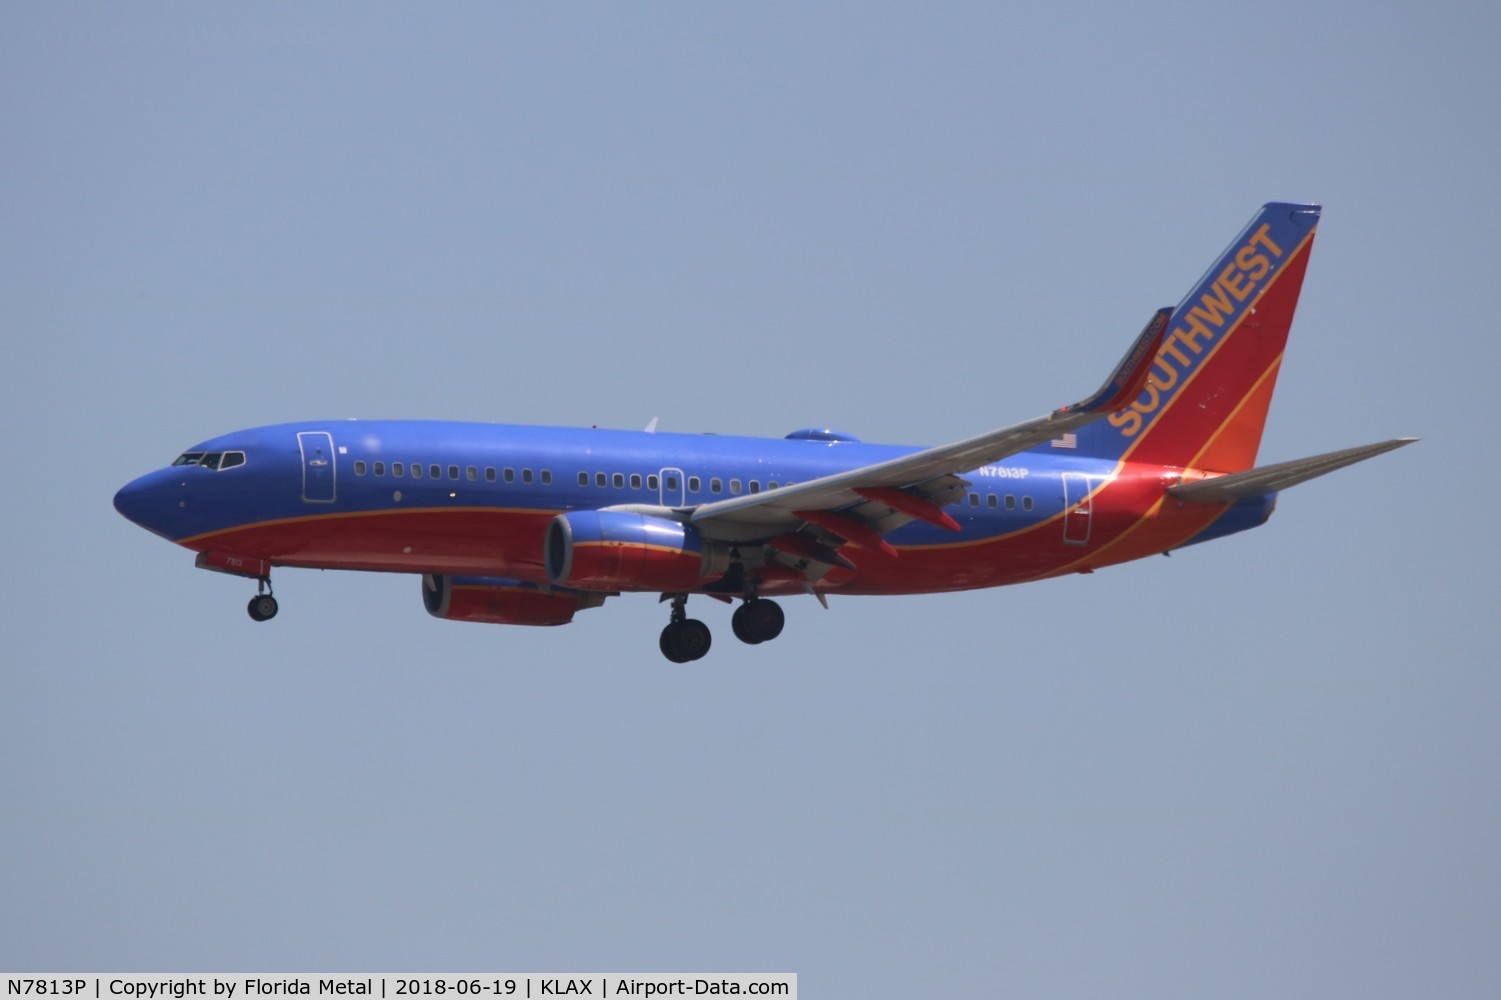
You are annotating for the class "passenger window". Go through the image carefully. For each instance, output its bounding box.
[429,464,441,479]
[523,469,533,484]
[393,462,404,477]
[649,474,660,490]
[665,475,678,491]
[768,482,778,490]
[220,452,245,470]
[630,473,642,489]
[578,472,589,486]
[466,466,478,481]
[596,472,607,487]
[485,468,496,482]
[1005,495,1016,510]
[449,465,459,480]
[612,473,624,488]
[689,476,701,493]
[1023,497,1034,511]
[412,464,423,479]
[729,479,741,495]
[711,478,723,493]
[749,481,760,494]
[374,462,386,476]
[505,468,516,483]
[969,493,979,506]
[987,494,998,508]
[354,460,367,476]
[541,470,552,485]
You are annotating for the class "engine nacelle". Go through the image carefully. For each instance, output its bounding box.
[545,510,730,592]
[422,574,604,626]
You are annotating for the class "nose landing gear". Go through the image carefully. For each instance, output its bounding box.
[247,576,279,622]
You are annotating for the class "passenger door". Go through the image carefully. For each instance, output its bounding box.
[298,431,336,503]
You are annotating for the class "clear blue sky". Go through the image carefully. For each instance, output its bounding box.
[3,3,1497,997]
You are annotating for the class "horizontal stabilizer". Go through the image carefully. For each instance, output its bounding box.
[1168,438,1417,502]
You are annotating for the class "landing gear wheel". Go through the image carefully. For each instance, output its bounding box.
[660,619,712,663]
[248,594,279,622]
[731,598,784,645]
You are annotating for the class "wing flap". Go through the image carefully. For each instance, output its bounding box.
[1168,438,1417,502]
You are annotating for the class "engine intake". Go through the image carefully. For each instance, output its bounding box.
[422,574,603,626]
[545,510,730,591]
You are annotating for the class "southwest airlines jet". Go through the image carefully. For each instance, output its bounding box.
[115,203,1413,661]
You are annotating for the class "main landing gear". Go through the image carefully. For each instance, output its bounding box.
[247,576,279,622]
[660,594,711,663]
[659,594,786,662]
[731,597,785,645]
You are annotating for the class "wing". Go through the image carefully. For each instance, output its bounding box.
[678,308,1172,561]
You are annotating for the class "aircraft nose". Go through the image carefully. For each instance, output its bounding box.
[114,469,181,539]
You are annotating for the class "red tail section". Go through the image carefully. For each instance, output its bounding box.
[1073,203,1321,473]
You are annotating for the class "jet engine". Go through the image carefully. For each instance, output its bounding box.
[545,510,731,591]
[422,574,604,626]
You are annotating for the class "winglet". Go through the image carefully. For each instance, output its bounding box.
[1066,307,1173,414]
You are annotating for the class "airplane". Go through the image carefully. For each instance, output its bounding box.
[114,202,1414,662]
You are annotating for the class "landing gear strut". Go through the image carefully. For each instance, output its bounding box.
[731,597,784,645]
[659,594,711,663]
[247,576,279,622]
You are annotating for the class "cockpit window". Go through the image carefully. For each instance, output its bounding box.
[172,450,245,470]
